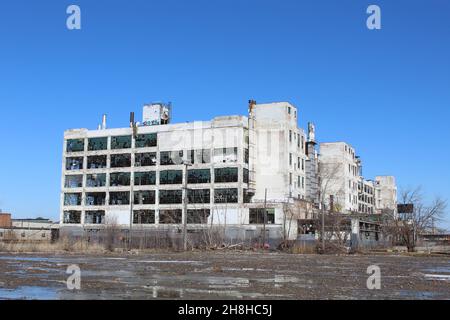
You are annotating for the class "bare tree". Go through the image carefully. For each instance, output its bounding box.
[383,187,447,252]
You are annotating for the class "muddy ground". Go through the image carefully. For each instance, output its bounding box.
[0,252,449,299]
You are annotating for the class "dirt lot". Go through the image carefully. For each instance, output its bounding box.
[0,252,449,299]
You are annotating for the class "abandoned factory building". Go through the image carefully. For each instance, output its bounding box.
[60,101,397,241]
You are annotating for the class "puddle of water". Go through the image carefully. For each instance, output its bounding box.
[424,274,450,281]
[397,290,436,299]
[0,286,58,300]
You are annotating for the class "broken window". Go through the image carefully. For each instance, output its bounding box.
[214,188,238,203]
[213,147,238,163]
[109,191,130,205]
[187,169,211,184]
[85,192,106,206]
[86,173,106,187]
[159,209,182,224]
[135,133,157,148]
[214,167,238,183]
[133,210,155,224]
[135,152,157,167]
[111,135,132,149]
[243,168,249,184]
[63,210,81,224]
[66,139,84,153]
[85,211,105,224]
[111,154,131,168]
[243,189,253,203]
[187,189,210,204]
[66,157,83,170]
[160,150,183,165]
[159,190,182,204]
[88,137,108,151]
[134,172,156,185]
[65,175,83,188]
[110,172,131,186]
[249,208,275,224]
[187,209,210,224]
[64,193,82,206]
[159,170,183,185]
[244,149,249,164]
[187,149,211,164]
[134,190,155,205]
[87,155,107,169]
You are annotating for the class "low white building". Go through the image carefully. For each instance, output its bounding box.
[60,101,311,241]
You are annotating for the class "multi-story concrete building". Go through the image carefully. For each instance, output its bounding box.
[60,101,309,241]
[358,179,375,214]
[318,142,360,213]
[374,176,397,215]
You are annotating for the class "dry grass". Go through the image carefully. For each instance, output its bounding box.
[0,239,106,254]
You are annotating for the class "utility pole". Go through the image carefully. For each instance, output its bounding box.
[321,201,325,252]
[262,188,267,250]
[129,112,136,251]
[182,160,192,251]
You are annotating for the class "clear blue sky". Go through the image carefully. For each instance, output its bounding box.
[0,1,449,228]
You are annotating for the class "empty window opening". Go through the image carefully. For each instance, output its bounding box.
[65,175,83,188]
[134,190,155,205]
[134,172,156,185]
[111,154,131,168]
[243,189,254,203]
[188,169,211,184]
[133,210,155,224]
[85,192,106,206]
[187,189,210,204]
[135,152,157,167]
[187,209,210,224]
[67,139,84,153]
[135,133,157,148]
[64,193,82,206]
[160,150,183,165]
[214,188,238,203]
[110,172,131,186]
[249,208,275,224]
[66,157,83,170]
[109,192,130,205]
[187,149,211,164]
[111,135,132,149]
[159,209,182,224]
[214,167,238,183]
[86,173,106,187]
[85,211,105,224]
[159,190,182,204]
[87,155,107,169]
[63,211,81,223]
[88,137,108,151]
[244,149,249,164]
[213,147,238,163]
[243,168,249,184]
[160,170,183,185]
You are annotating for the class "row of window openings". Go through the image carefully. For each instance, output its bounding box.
[288,130,305,150]
[63,208,274,225]
[288,174,305,189]
[64,188,251,206]
[289,154,305,170]
[66,134,157,153]
[66,148,248,170]
[65,168,248,188]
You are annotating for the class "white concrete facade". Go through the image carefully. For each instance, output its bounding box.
[60,102,309,240]
[374,176,398,214]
